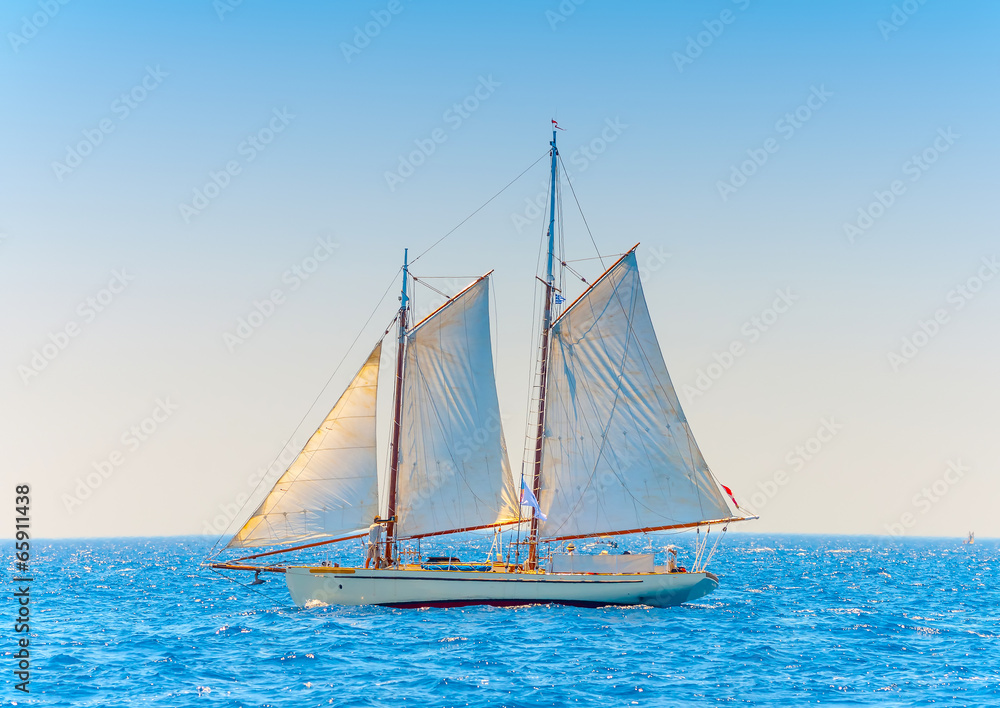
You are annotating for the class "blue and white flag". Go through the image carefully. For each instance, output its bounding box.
[553,293,566,305]
[520,478,547,521]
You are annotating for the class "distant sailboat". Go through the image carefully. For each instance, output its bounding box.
[965,531,975,545]
[208,126,754,608]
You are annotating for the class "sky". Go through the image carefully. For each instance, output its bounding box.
[1,0,998,541]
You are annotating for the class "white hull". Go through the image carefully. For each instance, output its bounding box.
[285,566,719,609]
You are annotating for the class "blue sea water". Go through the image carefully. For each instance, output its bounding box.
[3,534,998,706]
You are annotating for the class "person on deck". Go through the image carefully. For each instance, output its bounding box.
[365,517,384,569]
[666,547,678,572]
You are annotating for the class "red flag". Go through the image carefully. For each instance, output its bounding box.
[551,119,565,130]
[721,484,739,509]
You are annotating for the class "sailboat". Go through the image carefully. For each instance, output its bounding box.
[208,127,754,608]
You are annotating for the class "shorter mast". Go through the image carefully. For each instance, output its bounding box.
[527,128,559,570]
[385,249,409,566]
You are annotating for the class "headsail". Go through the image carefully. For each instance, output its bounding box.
[538,249,735,540]
[227,342,382,548]
[395,275,520,538]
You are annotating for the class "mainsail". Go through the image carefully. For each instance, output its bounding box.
[538,250,735,540]
[227,342,382,548]
[395,275,520,538]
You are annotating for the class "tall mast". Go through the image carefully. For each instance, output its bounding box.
[385,248,409,566]
[527,128,558,570]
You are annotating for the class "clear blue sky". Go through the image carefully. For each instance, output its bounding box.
[2,0,998,539]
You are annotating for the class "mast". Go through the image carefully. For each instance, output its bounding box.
[385,248,409,566]
[527,128,558,570]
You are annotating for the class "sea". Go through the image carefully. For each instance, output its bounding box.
[3,533,998,707]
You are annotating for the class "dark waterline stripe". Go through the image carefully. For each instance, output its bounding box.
[380,599,631,609]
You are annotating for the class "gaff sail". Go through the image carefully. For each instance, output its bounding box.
[395,275,520,538]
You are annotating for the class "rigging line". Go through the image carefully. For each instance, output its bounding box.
[563,249,722,522]
[213,317,393,555]
[704,525,728,569]
[557,172,565,314]
[410,150,551,265]
[491,271,499,384]
[601,288,688,521]
[407,310,505,518]
[585,259,713,519]
[206,565,280,606]
[545,264,704,536]
[528,167,556,459]
[561,261,589,285]
[587,266,705,521]
[538,309,617,536]
[591,285,677,525]
[557,153,604,269]
[599,260,726,518]
[208,268,403,559]
[410,275,450,299]
[515,175,553,555]
[542,274,647,536]
[520,170,552,467]
[563,254,625,263]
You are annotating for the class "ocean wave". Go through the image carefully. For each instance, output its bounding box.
[25,534,1000,706]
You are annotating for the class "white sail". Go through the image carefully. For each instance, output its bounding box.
[395,276,519,538]
[227,342,382,548]
[538,250,734,540]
